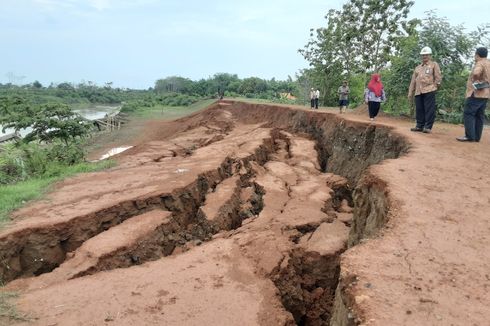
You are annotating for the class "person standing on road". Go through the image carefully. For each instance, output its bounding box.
[310,88,315,109]
[338,80,350,113]
[364,74,386,121]
[314,88,320,109]
[457,47,490,142]
[408,46,442,134]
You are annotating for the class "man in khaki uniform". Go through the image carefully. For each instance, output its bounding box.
[408,46,442,133]
[457,47,490,142]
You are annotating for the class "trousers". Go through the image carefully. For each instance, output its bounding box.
[414,91,436,130]
[368,101,381,118]
[464,96,487,141]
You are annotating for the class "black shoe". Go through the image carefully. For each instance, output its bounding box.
[456,136,474,142]
[410,127,423,132]
[422,128,432,134]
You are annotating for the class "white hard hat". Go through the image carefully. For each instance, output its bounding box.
[420,46,432,55]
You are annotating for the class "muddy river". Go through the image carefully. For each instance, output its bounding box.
[0,105,120,138]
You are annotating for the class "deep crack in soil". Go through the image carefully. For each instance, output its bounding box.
[0,100,428,326]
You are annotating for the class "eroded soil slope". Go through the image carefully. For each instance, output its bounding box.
[1,101,489,326]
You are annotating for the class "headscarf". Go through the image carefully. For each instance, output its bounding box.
[367,74,383,97]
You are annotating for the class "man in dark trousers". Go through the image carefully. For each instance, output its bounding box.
[457,47,490,142]
[310,88,315,109]
[408,46,442,133]
[314,88,320,109]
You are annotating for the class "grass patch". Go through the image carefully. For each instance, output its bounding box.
[0,291,29,322]
[0,160,115,225]
[131,99,216,119]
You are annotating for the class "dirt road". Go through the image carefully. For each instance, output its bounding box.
[0,101,489,325]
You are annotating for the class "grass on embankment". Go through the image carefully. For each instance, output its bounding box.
[130,98,217,119]
[0,160,115,225]
[85,99,218,155]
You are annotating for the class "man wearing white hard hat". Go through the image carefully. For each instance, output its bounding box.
[408,46,442,133]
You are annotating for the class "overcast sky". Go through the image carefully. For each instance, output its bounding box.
[0,0,488,89]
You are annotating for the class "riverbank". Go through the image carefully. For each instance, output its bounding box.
[0,99,216,226]
[85,99,216,160]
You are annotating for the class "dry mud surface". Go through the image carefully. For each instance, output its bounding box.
[1,101,489,326]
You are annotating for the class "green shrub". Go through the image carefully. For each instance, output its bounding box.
[121,93,201,113]
[0,144,31,184]
[0,141,86,185]
[48,142,85,165]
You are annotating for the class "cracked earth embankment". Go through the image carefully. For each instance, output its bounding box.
[0,101,407,325]
[2,100,488,326]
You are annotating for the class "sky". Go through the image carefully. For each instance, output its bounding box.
[0,0,488,89]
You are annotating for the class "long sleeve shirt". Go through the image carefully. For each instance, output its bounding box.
[466,58,490,99]
[408,61,442,96]
[364,88,386,103]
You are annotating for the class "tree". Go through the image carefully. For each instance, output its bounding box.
[0,96,36,132]
[32,80,43,89]
[382,33,420,115]
[57,82,75,91]
[154,76,193,94]
[27,103,90,145]
[209,73,240,94]
[239,77,268,95]
[0,97,90,145]
[299,9,348,106]
[301,0,416,84]
[340,0,415,72]
[420,11,489,74]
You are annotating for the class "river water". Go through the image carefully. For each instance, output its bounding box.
[0,105,120,138]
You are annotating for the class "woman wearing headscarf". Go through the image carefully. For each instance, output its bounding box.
[364,74,386,121]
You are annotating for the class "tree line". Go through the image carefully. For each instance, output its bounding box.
[0,73,300,108]
[153,73,298,100]
[0,81,146,106]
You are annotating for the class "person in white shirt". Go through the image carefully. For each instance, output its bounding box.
[310,88,315,109]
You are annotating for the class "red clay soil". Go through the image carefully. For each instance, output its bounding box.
[0,100,489,326]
